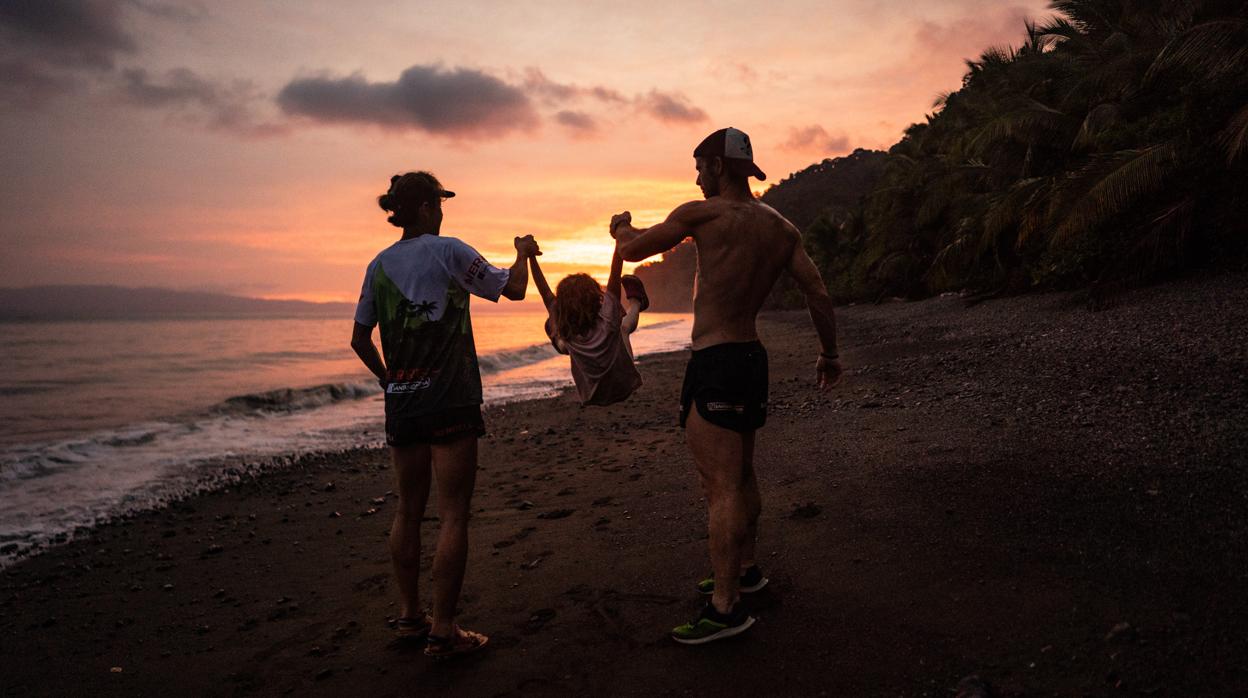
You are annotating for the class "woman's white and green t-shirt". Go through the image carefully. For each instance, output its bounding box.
[354,235,509,418]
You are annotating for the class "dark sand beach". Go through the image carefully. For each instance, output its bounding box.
[4,273,1247,697]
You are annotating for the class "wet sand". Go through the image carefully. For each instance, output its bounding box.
[3,273,1247,696]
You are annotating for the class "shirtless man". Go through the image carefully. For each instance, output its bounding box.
[612,127,842,644]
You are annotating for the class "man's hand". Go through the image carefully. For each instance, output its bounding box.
[514,234,541,257]
[816,355,843,391]
[609,211,632,238]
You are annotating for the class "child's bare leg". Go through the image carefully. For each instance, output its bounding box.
[621,298,642,334]
[620,298,642,359]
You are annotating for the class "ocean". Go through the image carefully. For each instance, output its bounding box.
[0,306,693,566]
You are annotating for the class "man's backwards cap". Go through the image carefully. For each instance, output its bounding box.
[693,126,767,181]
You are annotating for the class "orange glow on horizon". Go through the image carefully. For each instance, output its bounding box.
[0,0,1055,298]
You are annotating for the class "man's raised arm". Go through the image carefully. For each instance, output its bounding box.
[612,201,714,262]
[785,233,843,390]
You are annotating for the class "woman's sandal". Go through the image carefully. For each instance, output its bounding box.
[394,615,433,641]
[424,627,489,659]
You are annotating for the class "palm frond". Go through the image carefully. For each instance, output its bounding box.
[966,101,1067,153]
[1053,143,1179,243]
[1036,16,1087,45]
[977,45,1020,71]
[1147,18,1248,81]
[1015,178,1055,248]
[1049,0,1120,37]
[1072,102,1120,151]
[1146,198,1195,263]
[930,228,977,279]
[977,177,1053,254]
[1218,103,1248,164]
[1020,18,1057,55]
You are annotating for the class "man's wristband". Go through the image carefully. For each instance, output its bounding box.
[820,351,839,361]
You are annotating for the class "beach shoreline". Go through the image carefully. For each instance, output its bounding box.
[3,273,1247,696]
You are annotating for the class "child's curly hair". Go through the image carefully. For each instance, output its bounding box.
[554,273,604,340]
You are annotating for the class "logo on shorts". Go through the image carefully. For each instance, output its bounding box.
[705,401,745,414]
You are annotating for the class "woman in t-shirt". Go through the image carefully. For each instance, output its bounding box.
[351,171,539,658]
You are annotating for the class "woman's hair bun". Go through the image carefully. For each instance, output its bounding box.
[378,171,443,228]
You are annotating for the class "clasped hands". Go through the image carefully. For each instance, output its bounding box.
[608,211,632,239]
[513,234,541,257]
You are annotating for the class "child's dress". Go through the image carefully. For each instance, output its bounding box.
[547,290,642,406]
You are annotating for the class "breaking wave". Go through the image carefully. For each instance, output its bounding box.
[478,342,560,374]
[214,382,379,415]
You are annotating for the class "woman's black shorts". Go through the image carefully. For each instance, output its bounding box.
[385,405,485,446]
[679,341,768,433]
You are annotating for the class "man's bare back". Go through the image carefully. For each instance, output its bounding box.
[682,197,799,349]
[612,188,836,370]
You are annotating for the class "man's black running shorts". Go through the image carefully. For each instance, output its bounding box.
[679,340,768,433]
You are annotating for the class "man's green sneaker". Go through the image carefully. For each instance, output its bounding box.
[671,603,755,645]
[696,565,770,595]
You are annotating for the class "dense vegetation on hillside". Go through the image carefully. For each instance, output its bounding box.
[639,0,1248,307]
[844,0,1248,300]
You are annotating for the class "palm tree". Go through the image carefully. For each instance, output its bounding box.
[413,300,438,320]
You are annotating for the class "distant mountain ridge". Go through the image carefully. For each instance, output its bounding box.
[0,285,354,321]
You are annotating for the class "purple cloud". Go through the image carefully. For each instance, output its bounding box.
[277,64,539,138]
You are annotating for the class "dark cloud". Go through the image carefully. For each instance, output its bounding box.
[636,90,707,124]
[121,66,213,106]
[277,64,539,138]
[523,68,626,106]
[121,67,287,137]
[0,59,81,105]
[0,0,208,110]
[523,68,578,104]
[0,0,137,70]
[527,75,711,130]
[524,69,708,129]
[781,125,851,154]
[554,109,598,134]
[129,0,208,24]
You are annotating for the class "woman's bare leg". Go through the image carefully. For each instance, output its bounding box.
[389,444,433,619]
[428,435,478,638]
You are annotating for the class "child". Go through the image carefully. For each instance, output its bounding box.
[529,242,649,406]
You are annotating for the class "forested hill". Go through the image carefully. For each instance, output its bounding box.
[758,149,890,233]
[828,0,1248,302]
[642,1,1248,307]
[633,149,889,311]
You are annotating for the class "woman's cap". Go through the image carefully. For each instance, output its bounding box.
[692,127,767,180]
[390,171,456,203]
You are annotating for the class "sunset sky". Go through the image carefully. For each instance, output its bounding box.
[1,0,1052,303]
